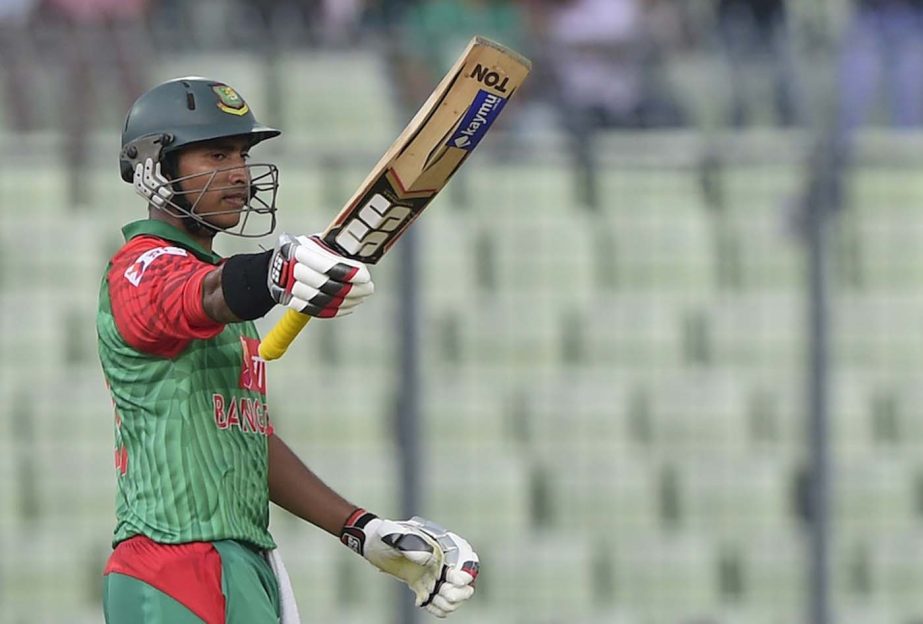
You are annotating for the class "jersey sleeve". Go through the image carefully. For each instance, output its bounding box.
[108,236,225,357]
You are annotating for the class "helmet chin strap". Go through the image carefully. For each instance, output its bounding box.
[159,154,221,238]
[182,210,220,238]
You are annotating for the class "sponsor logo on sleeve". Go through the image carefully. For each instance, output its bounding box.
[124,246,187,286]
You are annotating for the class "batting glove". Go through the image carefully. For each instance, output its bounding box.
[341,509,479,618]
[267,233,373,317]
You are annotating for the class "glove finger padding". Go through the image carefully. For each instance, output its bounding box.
[293,235,372,284]
[402,518,479,614]
[269,233,374,317]
[342,511,478,617]
[364,519,445,605]
[291,263,375,298]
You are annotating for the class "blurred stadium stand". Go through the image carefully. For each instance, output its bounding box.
[4,1,923,623]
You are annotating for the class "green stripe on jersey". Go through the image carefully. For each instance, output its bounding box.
[98,221,274,549]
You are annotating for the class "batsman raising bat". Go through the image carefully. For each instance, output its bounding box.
[96,75,483,623]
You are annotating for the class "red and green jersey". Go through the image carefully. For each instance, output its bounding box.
[97,219,275,550]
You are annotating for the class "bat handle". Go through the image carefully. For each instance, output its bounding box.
[259,310,312,361]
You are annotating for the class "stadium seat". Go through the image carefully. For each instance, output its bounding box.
[892,379,923,454]
[420,369,513,451]
[721,163,802,291]
[848,178,923,290]
[280,51,397,146]
[699,293,802,370]
[609,531,718,620]
[1,214,110,299]
[0,530,103,620]
[481,211,598,305]
[465,160,574,219]
[835,293,923,374]
[835,604,901,624]
[592,191,715,294]
[523,368,632,454]
[677,456,796,536]
[256,292,399,369]
[834,457,917,534]
[646,370,750,456]
[574,294,686,370]
[440,293,563,368]
[0,292,68,385]
[282,444,400,520]
[479,534,596,621]
[544,451,660,535]
[563,610,641,624]
[29,370,115,529]
[423,446,531,535]
[418,209,480,312]
[866,531,923,613]
[268,365,395,447]
[0,162,69,217]
[268,528,346,618]
[731,531,806,611]
[830,372,879,460]
[744,374,806,459]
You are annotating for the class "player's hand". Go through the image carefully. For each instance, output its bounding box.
[341,510,479,618]
[267,233,373,317]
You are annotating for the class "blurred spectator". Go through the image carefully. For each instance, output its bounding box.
[534,0,683,129]
[394,0,527,113]
[716,0,802,127]
[35,0,152,205]
[526,0,685,207]
[238,0,320,45]
[0,0,38,131]
[837,0,923,132]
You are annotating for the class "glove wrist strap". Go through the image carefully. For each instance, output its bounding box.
[221,250,275,320]
[340,508,378,556]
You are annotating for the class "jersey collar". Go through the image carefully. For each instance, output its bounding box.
[122,219,222,264]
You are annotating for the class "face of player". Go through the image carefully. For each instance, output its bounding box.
[175,136,252,230]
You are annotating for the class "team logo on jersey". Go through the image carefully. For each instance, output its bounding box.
[212,84,250,116]
[124,246,187,287]
[239,336,267,395]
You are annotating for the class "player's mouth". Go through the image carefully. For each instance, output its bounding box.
[222,192,249,208]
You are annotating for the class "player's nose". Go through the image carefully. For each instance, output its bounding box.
[227,164,251,186]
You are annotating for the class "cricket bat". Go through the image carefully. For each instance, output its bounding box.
[259,36,531,361]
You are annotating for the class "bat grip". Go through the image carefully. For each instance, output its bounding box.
[259,309,311,361]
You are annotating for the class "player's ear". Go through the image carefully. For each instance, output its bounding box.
[160,152,179,182]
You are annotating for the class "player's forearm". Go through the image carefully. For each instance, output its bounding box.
[201,266,240,324]
[201,250,277,324]
[267,434,358,536]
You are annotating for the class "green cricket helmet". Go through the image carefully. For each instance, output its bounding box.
[119,77,282,238]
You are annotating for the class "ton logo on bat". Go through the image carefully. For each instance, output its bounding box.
[469,64,509,93]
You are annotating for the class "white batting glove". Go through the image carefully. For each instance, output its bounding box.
[341,509,479,618]
[133,158,174,208]
[267,233,373,317]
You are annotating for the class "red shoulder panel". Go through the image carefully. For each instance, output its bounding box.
[107,236,224,357]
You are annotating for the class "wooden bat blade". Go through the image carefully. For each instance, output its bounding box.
[323,36,531,264]
[259,36,531,361]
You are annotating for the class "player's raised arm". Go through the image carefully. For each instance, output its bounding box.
[199,234,374,324]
